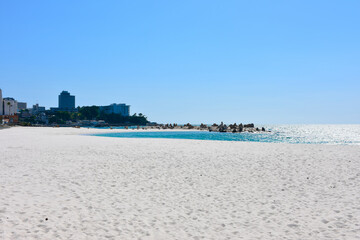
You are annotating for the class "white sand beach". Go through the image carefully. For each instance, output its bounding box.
[1,127,359,240]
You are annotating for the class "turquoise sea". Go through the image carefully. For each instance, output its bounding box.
[93,125,360,145]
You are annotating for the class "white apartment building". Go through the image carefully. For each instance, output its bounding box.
[3,97,18,115]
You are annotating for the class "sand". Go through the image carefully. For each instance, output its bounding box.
[1,127,360,240]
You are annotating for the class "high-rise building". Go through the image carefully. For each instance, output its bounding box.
[99,103,130,116]
[58,91,75,110]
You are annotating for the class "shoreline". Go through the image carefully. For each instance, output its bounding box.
[7,125,359,146]
[1,127,360,239]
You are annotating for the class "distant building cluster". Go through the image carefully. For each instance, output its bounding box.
[0,88,131,124]
[1,89,23,123]
[0,89,27,116]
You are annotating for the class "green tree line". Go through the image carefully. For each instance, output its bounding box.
[47,106,149,125]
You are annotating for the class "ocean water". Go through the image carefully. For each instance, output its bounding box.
[93,125,360,145]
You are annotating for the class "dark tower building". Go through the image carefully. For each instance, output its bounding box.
[58,91,75,110]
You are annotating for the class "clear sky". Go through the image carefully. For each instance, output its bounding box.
[1,0,359,124]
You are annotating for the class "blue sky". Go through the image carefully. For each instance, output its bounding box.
[1,0,359,124]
